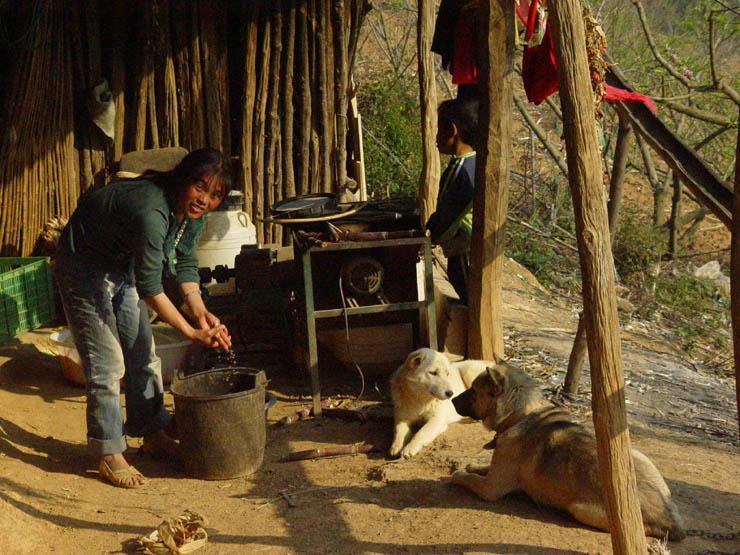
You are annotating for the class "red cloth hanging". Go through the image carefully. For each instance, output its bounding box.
[451,7,477,85]
[520,22,657,113]
[521,23,558,105]
[604,84,657,112]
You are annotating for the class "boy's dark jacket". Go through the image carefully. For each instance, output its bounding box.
[426,152,476,257]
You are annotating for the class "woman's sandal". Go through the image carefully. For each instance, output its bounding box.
[98,459,147,488]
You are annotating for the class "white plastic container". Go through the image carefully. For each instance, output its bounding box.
[196,190,256,295]
[50,325,192,386]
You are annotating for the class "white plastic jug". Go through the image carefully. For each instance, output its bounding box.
[197,191,256,295]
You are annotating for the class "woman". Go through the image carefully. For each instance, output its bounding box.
[56,148,233,488]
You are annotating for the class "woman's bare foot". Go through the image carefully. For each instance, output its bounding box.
[99,453,146,488]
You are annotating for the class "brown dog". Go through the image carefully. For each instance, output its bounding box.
[451,363,686,541]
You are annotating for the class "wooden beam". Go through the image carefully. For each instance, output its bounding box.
[467,0,513,360]
[732,105,740,434]
[417,0,440,224]
[548,2,648,553]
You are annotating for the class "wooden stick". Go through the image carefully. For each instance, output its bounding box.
[264,1,284,244]
[253,7,271,244]
[110,2,128,161]
[281,0,297,202]
[154,0,179,148]
[296,0,311,196]
[199,0,229,153]
[278,398,331,425]
[317,0,332,193]
[280,443,377,462]
[172,0,193,150]
[331,0,348,192]
[731,104,740,435]
[241,1,262,229]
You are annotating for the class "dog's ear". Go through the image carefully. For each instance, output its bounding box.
[405,350,424,369]
[443,352,464,363]
[486,365,507,396]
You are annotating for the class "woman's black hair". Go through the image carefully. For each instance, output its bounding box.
[137,147,234,198]
[438,97,480,147]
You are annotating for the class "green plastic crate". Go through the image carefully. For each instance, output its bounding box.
[0,257,56,343]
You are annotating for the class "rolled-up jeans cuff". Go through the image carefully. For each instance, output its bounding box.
[88,435,129,457]
[127,407,172,438]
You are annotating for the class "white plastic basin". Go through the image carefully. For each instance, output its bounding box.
[50,325,192,386]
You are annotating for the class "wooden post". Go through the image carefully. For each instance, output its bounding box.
[608,117,633,241]
[296,0,311,195]
[467,0,513,360]
[549,2,648,553]
[670,173,683,258]
[563,313,588,394]
[241,1,261,231]
[110,3,127,163]
[564,115,632,395]
[331,0,348,192]
[731,105,740,434]
[281,0,297,202]
[417,0,440,224]
[253,9,271,244]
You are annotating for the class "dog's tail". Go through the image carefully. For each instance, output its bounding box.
[664,502,687,542]
[633,450,686,542]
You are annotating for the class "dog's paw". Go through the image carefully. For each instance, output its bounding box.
[388,444,403,458]
[465,463,489,475]
[400,445,419,459]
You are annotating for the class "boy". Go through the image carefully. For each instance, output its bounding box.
[426,96,478,305]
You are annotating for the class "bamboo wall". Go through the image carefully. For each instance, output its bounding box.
[0,0,369,256]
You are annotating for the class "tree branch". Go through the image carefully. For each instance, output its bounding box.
[513,94,569,177]
[661,99,737,126]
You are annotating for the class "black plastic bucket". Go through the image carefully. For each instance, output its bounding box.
[171,367,267,480]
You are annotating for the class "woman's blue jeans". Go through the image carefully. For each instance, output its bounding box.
[55,248,171,456]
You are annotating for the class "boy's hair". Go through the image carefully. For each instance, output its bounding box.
[438,96,479,147]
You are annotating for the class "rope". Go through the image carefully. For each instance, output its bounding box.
[338,272,365,402]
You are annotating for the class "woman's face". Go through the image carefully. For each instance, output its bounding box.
[176,174,225,219]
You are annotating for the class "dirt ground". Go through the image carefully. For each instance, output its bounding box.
[1,258,739,555]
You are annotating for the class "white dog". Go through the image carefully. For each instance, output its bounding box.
[389,348,490,459]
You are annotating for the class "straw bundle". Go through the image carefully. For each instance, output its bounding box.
[0,1,369,252]
[0,1,77,256]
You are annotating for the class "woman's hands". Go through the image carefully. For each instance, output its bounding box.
[180,282,231,351]
[144,289,231,351]
[193,310,231,350]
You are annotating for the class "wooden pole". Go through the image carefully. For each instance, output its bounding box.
[564,115,632,394]
[281,0,297,202]
[417,0,440,225]
[253,9,271,244]
[295,0,311,195]
[331,0,348,192]
[153,0,179,148]
[241,1,262,231]
[199,0,229,153]
[670,173,683,258]
[467,0,513,360]
[264,1,283,244]
[731,105,740,435]
[608,117,633,241]
[549,2,648,553]
[109,3,127,163]
[316,0,332,193]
